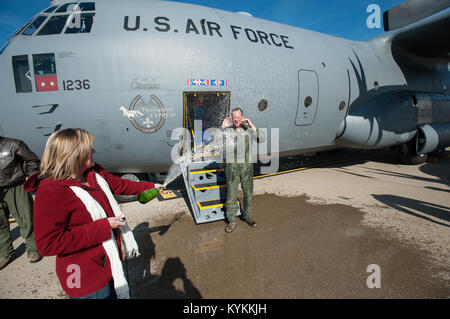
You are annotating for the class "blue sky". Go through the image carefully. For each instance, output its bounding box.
[0,0,405,44]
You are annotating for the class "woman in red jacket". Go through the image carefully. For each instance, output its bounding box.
[24,128,163,299]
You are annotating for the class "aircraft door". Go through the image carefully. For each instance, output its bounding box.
[183,92,230,158]
[295,70,319,126]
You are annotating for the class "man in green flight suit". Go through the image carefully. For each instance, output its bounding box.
[221,107,265,233]
[0,136,42,270]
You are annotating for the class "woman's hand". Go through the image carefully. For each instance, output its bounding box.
[154,183,165,191]
[107,215,126,229]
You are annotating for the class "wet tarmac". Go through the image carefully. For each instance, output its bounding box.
[127,193,449,299]
[1,149,448,299]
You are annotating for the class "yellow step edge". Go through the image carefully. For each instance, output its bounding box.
[197,202,225,210]
[197,200,239,210]
[192,184,226,191]
[189,168,224,174]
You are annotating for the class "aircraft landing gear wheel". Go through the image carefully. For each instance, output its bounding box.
[398,139,428,165]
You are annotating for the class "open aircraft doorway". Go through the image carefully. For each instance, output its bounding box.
[183,91,230,161]
[181,91,235,224]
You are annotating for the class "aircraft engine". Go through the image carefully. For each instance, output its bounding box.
[417,123,450,155]
[335,91,418,149]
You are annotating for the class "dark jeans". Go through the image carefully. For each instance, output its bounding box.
[70,280,117,299]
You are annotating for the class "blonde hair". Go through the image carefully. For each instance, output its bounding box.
[39,128,94,180]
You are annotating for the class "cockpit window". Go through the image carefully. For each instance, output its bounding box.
[33,53,57,75]
[21,15,48,36]
[19,3,96,36]
[55,3,78,13]
[37,15,69,35]
[12,55,32,93]
[65,13,95,34]
[33,53,59,92]
[78,2,96,11]
[43,5,58,13]
[55,2,95,13]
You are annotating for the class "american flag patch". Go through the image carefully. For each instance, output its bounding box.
[188,79,228,86]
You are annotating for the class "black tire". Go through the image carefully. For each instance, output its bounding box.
[113,173,149,203]
[398,139,428,165]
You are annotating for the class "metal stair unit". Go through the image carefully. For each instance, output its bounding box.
[181,160,241,224]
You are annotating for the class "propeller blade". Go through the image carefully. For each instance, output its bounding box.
[383,0,450,31]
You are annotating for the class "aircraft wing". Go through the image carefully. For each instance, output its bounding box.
[385,9,450,59]
[378,0,450,60]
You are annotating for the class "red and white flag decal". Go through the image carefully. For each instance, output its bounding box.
[35,74,59,92]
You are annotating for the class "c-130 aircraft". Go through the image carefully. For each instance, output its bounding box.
[1,0,449,176]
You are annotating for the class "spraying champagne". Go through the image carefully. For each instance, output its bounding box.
[138,188,159,203]
[138,183,165,204]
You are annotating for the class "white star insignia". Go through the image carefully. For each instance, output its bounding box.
[50,81,55,86]
[41,82,46,87]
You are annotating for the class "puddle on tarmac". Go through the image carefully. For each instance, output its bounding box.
[127,194,449,298]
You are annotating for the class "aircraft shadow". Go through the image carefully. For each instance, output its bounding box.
[330,167,375,179]
[366,166,450,187]
[365,167,442,183]
[420,158,450,186]
[372,194,450,227]
[424,186,450,193]
[126,220,202,299]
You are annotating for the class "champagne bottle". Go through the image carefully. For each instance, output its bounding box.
[138,188,159,204]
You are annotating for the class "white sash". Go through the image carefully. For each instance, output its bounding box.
[69,173,140,299]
